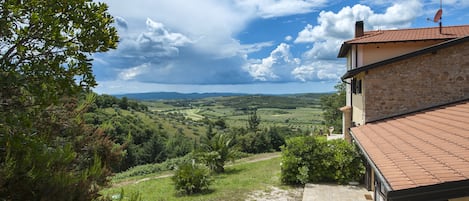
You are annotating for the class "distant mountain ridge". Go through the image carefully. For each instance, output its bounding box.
[113,92,248,100]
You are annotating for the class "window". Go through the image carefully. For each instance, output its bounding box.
[352,78,362,94]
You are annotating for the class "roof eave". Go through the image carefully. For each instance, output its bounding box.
[337,43,350,58]
[388,179,469,201]
[340,35,469,80]
[349,129,393,193]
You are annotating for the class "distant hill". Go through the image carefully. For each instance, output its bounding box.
[113,92,247,100]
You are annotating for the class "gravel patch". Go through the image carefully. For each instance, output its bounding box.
[246,186,303,201]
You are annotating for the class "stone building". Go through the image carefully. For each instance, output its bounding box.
[338,21,469,201]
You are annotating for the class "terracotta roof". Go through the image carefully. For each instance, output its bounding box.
[351,100,469,191]
[338,24,469,57]
[347,25,469,44]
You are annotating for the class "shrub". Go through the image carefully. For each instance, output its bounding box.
[172,162,212,195]
[280,136,364,185]
[197,133,238,173]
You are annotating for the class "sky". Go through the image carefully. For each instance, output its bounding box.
[92,0,469,95]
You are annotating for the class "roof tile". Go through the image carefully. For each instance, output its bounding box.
[352,100,469,191]
[346,25,469,44]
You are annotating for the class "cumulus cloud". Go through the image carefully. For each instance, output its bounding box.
[245,43,300,81]
[113,18,192,62]
[292,61,345,82]
[295,0,422,44]
[94,0,428,90]
[289,0,422,82]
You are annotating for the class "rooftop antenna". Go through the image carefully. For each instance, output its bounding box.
[433,0,443,34]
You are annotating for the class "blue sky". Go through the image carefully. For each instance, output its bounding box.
[93,0,469,95]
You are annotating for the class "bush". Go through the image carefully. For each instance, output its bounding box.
[280,136,364,185]
[172,162,211,195]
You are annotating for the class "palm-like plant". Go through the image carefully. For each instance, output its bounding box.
[198,133,238,173]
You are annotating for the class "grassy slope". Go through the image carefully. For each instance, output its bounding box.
[102,154,288,201]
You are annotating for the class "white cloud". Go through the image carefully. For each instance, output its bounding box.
[245,43,300,81]
[235,0,327,18]
[292,61,344,82]
[93,0,430,93]
[302,39,344,61]
[294,1,422,44]
[368,1,423,28]
[143,18,192,47]
[289,1,423,83]
[118,63,149,81]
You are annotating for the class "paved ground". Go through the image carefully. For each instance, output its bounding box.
[302,183,372,201]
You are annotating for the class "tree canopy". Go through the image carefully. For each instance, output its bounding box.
[0,0,119,200]
[320,82,346,133]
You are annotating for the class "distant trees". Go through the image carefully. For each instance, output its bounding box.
[94,94,148,111]
[0,0,119,200]
[320,83,346,133]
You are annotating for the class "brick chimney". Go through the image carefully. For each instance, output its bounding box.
[355,21,364,38]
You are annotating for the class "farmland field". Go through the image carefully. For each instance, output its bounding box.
[143,94,326,131]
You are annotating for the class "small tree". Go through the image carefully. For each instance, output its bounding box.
[320,83,346,133]
[248,108,261,132]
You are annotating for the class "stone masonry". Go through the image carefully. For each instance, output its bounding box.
[363,40,469,122]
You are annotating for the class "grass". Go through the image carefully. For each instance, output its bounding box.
[101,154,290,201]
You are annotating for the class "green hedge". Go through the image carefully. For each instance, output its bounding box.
[280,136,364,185]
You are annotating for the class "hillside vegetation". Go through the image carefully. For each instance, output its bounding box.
[84,93,330,172]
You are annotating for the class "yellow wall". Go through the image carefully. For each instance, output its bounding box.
[361,40,444,66]
[352,73,365,126]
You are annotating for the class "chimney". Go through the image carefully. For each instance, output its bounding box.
[355,21,364,38]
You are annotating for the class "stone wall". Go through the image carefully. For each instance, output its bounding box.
[364,41,469,122]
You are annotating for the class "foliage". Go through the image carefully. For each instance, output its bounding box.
[113,155,193,180]
[247,108,261,131]
[165,132,193,159]
[85,108,168,171]
[320,82,346,133]
[172,162,212,195]
[0,0,118,200]
[197,133,238,173]
[280,136,364,185]
[94,94,148,112]
[235,126,303,154]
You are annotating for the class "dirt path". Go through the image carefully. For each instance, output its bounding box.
[111,153,281,188]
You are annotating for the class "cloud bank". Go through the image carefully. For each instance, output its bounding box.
[94,0,430,93]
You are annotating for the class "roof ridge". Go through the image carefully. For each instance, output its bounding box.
[346,30,384,43]
[365,24,469,33]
